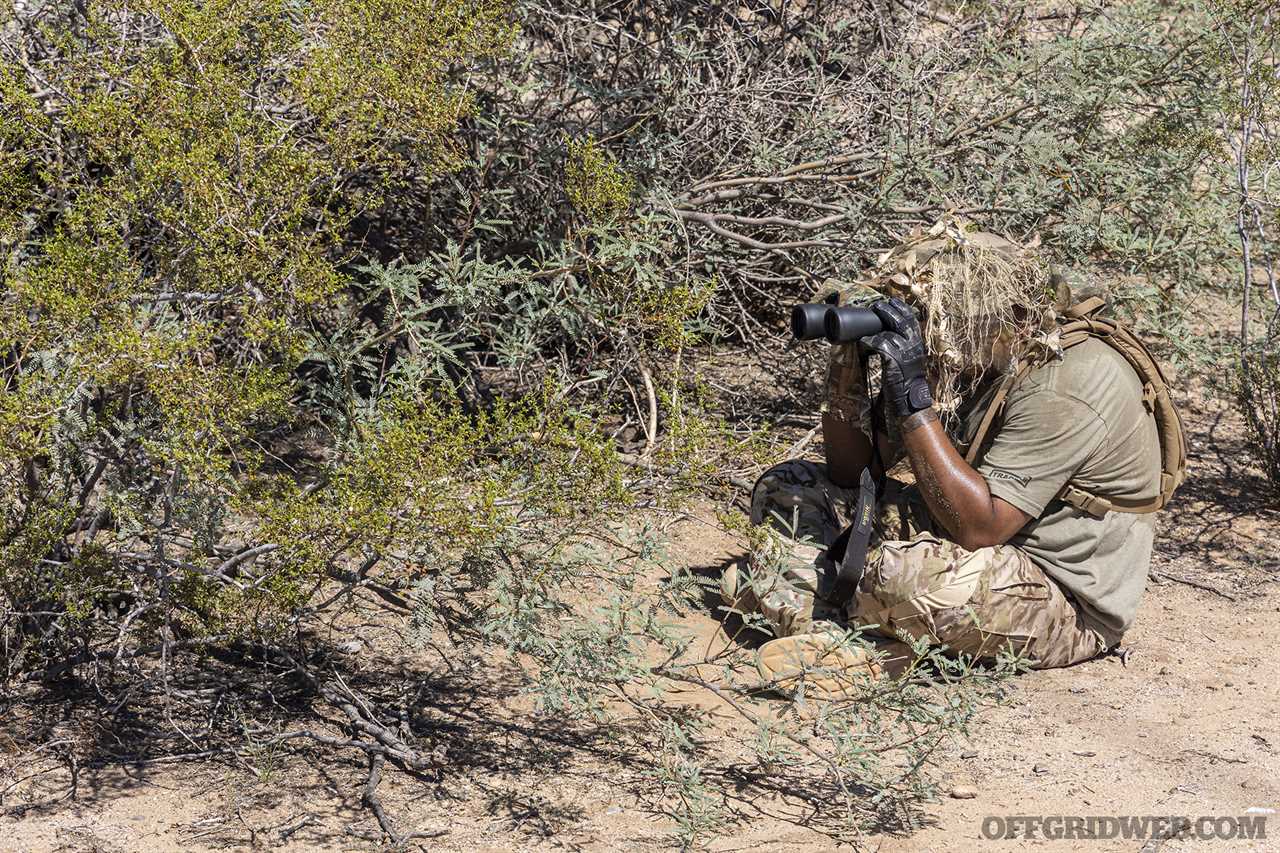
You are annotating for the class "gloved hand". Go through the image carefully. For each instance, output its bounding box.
[863,297,933,417]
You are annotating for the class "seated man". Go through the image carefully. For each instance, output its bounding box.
[723,227,1174,691]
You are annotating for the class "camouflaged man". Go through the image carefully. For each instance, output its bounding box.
[724,217,1186,697]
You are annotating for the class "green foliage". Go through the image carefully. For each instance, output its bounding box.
[1210,0,1280,493]
[0,0,517,662]
[566,135,636,225]
[297,0,515,180]
[0,0,1263,845]
[1237,341,1280,493]
[0,62,46,245]
[651,719,729,847]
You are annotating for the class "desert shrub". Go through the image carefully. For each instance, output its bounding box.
[1212,0,1280,495]
[0,2,711,839]
[0,0,516,659]
[0,0,1259,846]
[1237,343,1280,491]
[424,0,1232,352]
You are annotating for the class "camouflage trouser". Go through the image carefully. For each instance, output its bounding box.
[741,460,1108,669]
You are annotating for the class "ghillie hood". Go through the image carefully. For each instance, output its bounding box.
[818,215,1060,412]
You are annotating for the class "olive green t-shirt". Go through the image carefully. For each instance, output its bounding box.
[961,338,1161,644]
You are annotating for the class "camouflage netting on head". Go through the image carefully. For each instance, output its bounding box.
[820,215,1056,413]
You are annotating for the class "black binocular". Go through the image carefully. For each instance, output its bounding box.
[790,302,885,343]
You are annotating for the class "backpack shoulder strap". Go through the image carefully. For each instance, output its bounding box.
[1052,315,1188,516]
[964,299,1188,517]
[963,296,1108,464]
[1062,295,1106,319]
[963,369,1021,465]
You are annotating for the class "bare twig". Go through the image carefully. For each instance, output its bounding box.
[1149,570,1239,601]
[639,364,659,457]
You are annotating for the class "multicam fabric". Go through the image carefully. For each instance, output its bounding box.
[824,341,979,460]
[824,342,874,435]
[740,460,1108,669]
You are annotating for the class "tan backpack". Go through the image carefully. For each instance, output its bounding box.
[964,297,1189,517]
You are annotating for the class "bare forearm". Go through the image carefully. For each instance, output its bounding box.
[823,409,899,487]
[900,410,964,533]
[899,409,1028,549]
[822,412,872,488]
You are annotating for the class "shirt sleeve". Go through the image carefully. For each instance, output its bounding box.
[975,388,1106,519]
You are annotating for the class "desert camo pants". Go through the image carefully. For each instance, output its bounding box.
[740,460,1108,669]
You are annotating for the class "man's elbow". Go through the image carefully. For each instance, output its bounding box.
[951,500,1029,551]
[952,521,1011,552]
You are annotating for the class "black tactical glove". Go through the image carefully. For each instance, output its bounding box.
[864,297,933,417]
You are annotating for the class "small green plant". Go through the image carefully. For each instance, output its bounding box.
[566,135,636,225]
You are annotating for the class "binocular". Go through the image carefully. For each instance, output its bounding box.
[790,302,885,343]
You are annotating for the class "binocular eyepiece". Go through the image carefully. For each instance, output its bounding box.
[791,303,885,343]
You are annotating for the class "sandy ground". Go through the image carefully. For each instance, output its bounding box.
[3,351,1278,852]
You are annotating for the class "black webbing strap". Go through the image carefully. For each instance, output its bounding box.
[827,467,877,604]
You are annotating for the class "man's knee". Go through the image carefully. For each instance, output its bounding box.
[852,534,985,638]
[852,537,1104,667]
[750,459,826,521]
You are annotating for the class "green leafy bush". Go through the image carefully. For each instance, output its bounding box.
[1212,0,1280,496]
[0,0,1258,845]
